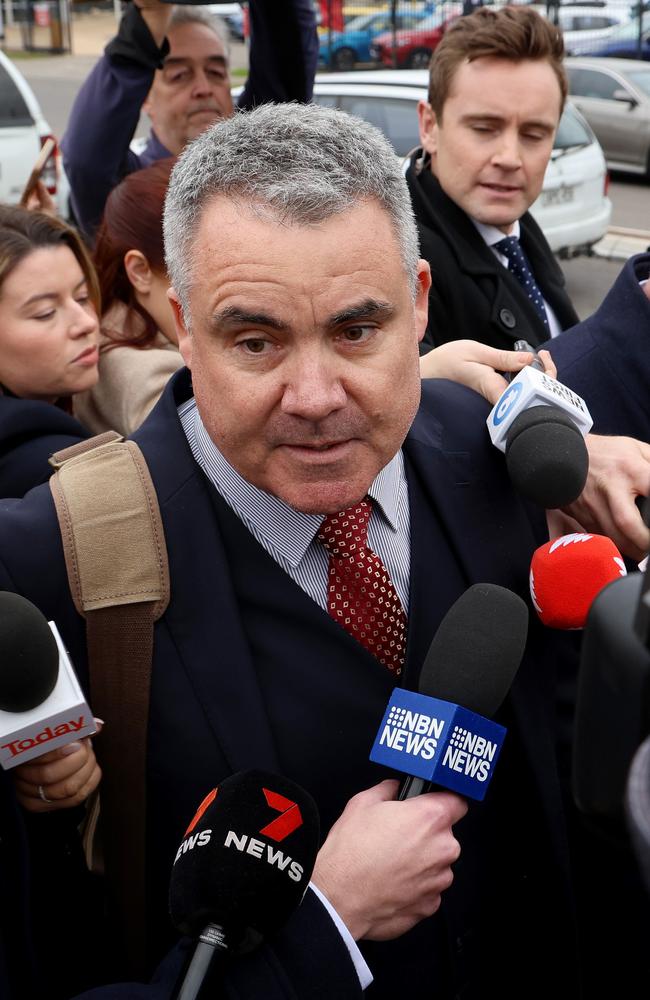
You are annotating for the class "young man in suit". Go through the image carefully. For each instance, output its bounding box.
[0,103,618,998]
[408,6,579,352]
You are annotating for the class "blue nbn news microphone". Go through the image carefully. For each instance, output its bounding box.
[370,584,529,801]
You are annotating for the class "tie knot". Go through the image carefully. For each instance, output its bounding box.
[493,235,520,260]
[318,500,371,558]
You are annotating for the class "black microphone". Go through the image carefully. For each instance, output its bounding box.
[486,363,592,508]
[169,769,320,1000]
[0,592,96,769]
[369,583,528,801]
[573,569,650,823]
[505,406,589,509]
[0,592,59,712]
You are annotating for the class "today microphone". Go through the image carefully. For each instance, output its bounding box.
[169,769,320,1000]
[369,583,529,801]
[530,532,627,630]
[486,366,592,508]
[0,592,95,770]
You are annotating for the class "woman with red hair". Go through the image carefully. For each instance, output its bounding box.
[74,157,183,436]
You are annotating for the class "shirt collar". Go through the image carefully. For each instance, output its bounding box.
[471,217,521,249]
[182,400,404,569]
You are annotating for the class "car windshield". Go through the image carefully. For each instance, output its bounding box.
[554,104,591,151]
[623,68,650,96]
[0,63,33,127]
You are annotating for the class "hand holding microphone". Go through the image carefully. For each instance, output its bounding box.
[0,591,101,812]
[487,361,593,508]
[315,583,528,943]
[312,779,467,942]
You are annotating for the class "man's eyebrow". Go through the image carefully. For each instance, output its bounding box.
[461,112,554,130]
[210,306,286,331]
[162,55,228,68]
[327,299,396,327]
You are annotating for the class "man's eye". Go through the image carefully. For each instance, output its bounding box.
[239,338,269,355]
[166,69,190,84]
[342,326,374,343]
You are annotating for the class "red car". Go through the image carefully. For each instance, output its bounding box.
[371,10,460,69]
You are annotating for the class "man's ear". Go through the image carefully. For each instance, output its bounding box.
[168,288,193,368]
[124,250,154,294]
[418,99,439,158]
[414,259,432,345]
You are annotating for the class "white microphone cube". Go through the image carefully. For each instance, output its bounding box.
[0,622,95,770]
[487,367,593,454]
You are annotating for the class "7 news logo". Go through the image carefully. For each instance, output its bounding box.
[174,785,306,882]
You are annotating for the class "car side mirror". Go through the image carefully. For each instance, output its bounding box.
[613,89,638,108]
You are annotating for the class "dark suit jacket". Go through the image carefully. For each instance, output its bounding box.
[0,370,580,999]
[406,153,579,353]
[550,253,650,442]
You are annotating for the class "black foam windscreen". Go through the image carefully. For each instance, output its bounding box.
[0,592,59,712]
[418,583,529,717]
[505,405,589,509]
[169,769,320,951]
[626,734,650,895]
[574,573,650,820]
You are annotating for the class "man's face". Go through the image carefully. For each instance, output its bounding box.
[143,21,234,155]
[170,197,430,514]
[418,57,562,233]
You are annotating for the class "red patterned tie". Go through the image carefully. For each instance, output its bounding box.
[317,500,407,675]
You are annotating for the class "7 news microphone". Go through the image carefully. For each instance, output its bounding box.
[486,358,593,508]
[169,769,320,1000]
[0,592,96,769]
[529,532,627,630]
[370,583,529,801]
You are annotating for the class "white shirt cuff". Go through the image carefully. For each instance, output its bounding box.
[308,882,373,991]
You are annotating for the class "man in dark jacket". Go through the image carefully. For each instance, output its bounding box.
[62,0,318,237]
[407,6,578,353]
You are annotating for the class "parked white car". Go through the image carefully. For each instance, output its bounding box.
[527,4,631,55]
[310,69,612,258]
[0,49,67,215]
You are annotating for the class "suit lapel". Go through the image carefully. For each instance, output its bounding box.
[135,371,281,775]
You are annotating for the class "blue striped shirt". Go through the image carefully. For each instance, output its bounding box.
[179,397,411,613]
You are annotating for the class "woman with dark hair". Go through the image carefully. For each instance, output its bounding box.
[74,158,184,436]
[0,204,100,496]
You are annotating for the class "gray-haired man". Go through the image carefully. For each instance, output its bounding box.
[0,103,582,998]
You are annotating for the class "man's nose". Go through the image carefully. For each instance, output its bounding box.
[191,69,213,96]
[280,356,347,422]
[492,131,523,170]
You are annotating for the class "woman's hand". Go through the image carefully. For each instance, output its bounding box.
[419,340,556,405]
[12,725,102,814]
[23,179,57,218]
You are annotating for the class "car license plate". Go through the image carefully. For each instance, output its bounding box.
[542,185,574,207]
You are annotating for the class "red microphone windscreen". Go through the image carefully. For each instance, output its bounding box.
[530,533,627,629]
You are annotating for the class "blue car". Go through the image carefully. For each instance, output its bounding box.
[319,8,433,71]
[574,14,650,59]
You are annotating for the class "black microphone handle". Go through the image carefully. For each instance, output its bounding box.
[176,923,229,1000]
[398,775,433,800]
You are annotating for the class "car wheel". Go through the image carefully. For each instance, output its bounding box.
[407,47,433,69]
[332,47,357,71]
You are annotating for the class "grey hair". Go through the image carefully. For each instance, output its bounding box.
[169,6,230,60]
[163,103,421,323]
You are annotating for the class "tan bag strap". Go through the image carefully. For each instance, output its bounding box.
[49,433,170,977]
